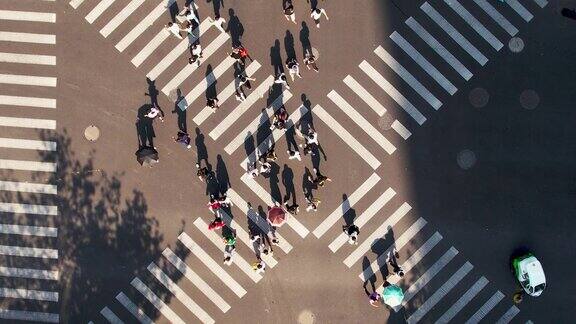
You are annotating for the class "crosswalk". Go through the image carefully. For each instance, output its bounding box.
[0,2,60,323]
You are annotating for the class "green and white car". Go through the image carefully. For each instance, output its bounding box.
[512,253,546,297]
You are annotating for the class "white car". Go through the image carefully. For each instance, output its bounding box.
[513,254,546,297]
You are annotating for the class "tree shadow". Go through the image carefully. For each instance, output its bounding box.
[281,164,296,204]
[171,89,187,132]
[299,22,312,57]
[284,30,297,61]
[225,8,244,47]
[270,39,284,76]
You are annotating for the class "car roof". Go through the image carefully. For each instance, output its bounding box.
[521,257,546,285]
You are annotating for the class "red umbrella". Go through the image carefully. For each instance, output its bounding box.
[267,206,288,227]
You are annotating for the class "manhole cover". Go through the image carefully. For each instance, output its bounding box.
[84,125,100,142]
[509,37,524,53]
[469,87,489,108]
[519,90,539,110]
[378,114,393,130]
[297,310,316,324]
[457,149,476,170]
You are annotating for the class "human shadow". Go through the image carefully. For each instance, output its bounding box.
[268,163,283,203]
[226,8,244,47]
[256,113,273,149]
[244,131,256,164]
[207,0,224,18]
[562,8,576,20]
[371,236,391,282]
[282,164,296,204]
[299,22,312,57]
[216,154,231,195]
[270,39,284,76]
[308,0,319,10]
[168,0,179,22]
[284,30,297,61]
[136,104,155,148]
[341,194,356,226]
[172,89,187,132]
[362,256,377,296]
[195,127,208,165]
[145,78,161,110]
[205,64,218,100]
[302,167,315,199]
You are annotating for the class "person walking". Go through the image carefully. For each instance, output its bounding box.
[145,105,164,122]
[165,21,185,39]
[252,259,266,274]
[235,88,246,102]
[207,97,219,113]
[309,168,331,187]
[172,130,192,149]
[196,162,213,182]
[238,45,254,64]
[189,43,203,66]
[304,192,321,212]
[179,5,199,24]
[208,15,226,33]
[223,233,236,265]
[369,291,381,307]
[283,0,296,23]
[284,202,300,215]
[274,73,291,90]
[310,7,329,28]
[287,149,302,161]
[237,73,255,90]
[343,224,360,245]
[304,50,319,72]
[246,162,260,178]
[259,160,272,176]
[286,58,302,81]
[270,106,289,130]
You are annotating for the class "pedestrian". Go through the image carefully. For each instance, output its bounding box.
[207,97,219,113]
[305,128,318,145]
[208,216,225,230]
[238,45,254,64]
[165,22,184,39]
[265,146,278,162]
[208,15,226,33]
[172,130,192,149]
[310,7,329,28]
[270,106,288,130]
[252,259,266,274]
[343,224,360,245]
[196,162,213,182]
[145,105,164,122]
[179,6,199,24]
[208,196,222,214]
[218,193,233,207]
[228,47,243,63]
[310,168,331,187]
[246,162,260,178]
[223,248,234,265]
[224,234,237,249]
[287,149,302,161]
[259,160,272,175]
[182,20,198,36]
[304,50,319,72]
[237,73,255,90]
[304,192,321,212]
[283,0,296,23]
[189,43,203,66]
[235,88,246,102]
[286,58,302,81]
[274,73,291,90]
[284,202,299,215]
[369,291,381,307]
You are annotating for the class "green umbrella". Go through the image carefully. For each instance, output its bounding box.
[382,284,404,307]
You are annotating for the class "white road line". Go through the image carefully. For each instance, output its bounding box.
[465,291,505,324]
[0,74,56,87]
[329,188,395,252]
[0,159,56,172]
[314,173,381,239]
[421,3,488,66]
[0,117,56,130]
[0,138,56,151]
[131,30,169,67]
[0,32,55,44]
[472,0,518,37]
[391,120,412,140]
[0,288,58,302]
[533,0,548,8]
[313,104,381,169]
[0,266,58,280]
[0,245,57,258]
[0,309,59,323]
[85,0,116,24]
[101,307,124,324]
[344,202,412,268]
[360,61,427,125]
[163,248,231,312]
[178,232,247,297]
[436,277,489,324]
[495,305,520,324]
[407,262,473,323]
[224,89,291,154]
[0,202,58,215]
[390,32,457,95]
[178,56,236,110]
[406,17,473,80]
[0,52,55,66]
[147,263,215,324]
[374,46,442,109]
[0,10,56,23]
[443,0,504,51]
[116,0,178,51]
[0,95,56,108]
[343,75,387,116]
[328,90,396,154]
[131,277,185,324]
[69,0,86,9]
[506,0,533,22]
[0,224,57,237]
[115,292,154,324]
[100,0,146,37]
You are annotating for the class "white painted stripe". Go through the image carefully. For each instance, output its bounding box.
[0,10,56,23]
[495,305,520,324]
[224,89,291,154]
[0,32,55,44]
[226,188,293,253]
[391,120,412,140]
[0,138,56,151]
[178,56,236,110]
[116,0,178,52]
[465,291,505,324]
[0,266,58,280]
[328,90,396,154]
[313,104,381,169]
[131,277,185,324]
[132,30,169,67]
[147,263,215,324]
[396,247,459,311]
[329,188,395,252]
[0,159,56,172]
[69,0,86,9]
[374,46,442,109]
[0,202,58,215]
[0,245,57,258]
[0,95,56,108]
[116,292,154,324]
[0,288,58,302]
[0,309,58,323]
[85,0,116,24]
[533,0,548,8]
[0,74,57,87]
[443,0,504,50]
[390,32,457,95]
[344,202,412,268]
[436,277,489,324]
[315,173,382,239]
[0,224,57,237]
[101,307,124,324]
[421,3,488,66]
[100,0,146,37]
[506,0,533,22]
[406,17,473,80]
[163,248,231,312]
[407,262,473,323]
[0,52,55,66]
[360,217,427,281]
[178,232,247,297]
[162,32,230,95]
[0,117,56,130]
[472,0,519,37]
[343,75,387,116]
[360,61,427,125]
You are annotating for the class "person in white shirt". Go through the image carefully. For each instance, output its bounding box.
[165,22,184,39]
[252,259,266,274]
[283,0,296,24]
[287,149,302,161]
[179,5,199,25]
[310,7,329,28]
[208,15,226,33]
[274,73,290,90]
[189,43,203,66]
[286,58,302,81]
[246,162,260,178]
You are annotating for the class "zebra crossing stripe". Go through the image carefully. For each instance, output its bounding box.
[344,203,412,268]
[69,0,86,9]
[533,0,548,8]
[472,0,518,37]
[420,3,488,66]
[147,263,215,324]
[0,74,57,87]
[506,0,533,22]
[436,277,489,324]
[0,117,56,130]
[178,232,247,297]
[0,137,56,151]
[100,0,146,37]
[391,120,412,140]
[0,95,56,108]
[442,0,504,51]
[0,266,58,280]
[360,61,427,125]
[343,75,387,116]
[495,305,520,324]
[315,173,382,239]
[0,202,58,215]
[131,277,185,324]
[85,0,116,24]
[390,32,457,95]
[464,291,504,324]
[0,309,58,323]
[313,104,381,169]
[163,248,231,312]
[406,262,473,323]
[100,307,124,324]
[115,292,154,324]
[0,287,58,302]
[406,17,473,81]
[0,32,56,44]
[131,30,169,67]
[0,245,57,258]
[0,10,56,23]
[0,224,57,237]
[0,159,56,172]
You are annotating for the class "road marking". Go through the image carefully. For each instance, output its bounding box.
[390,32,457,95]
[374,46,442,109]
[329,188,395,252]
[0,224,57,237]
[0,245,58,259]
[0,288,58,302]
[69,0,86,9]
[0,138,56,151]
[0,309,58,323]
[100,0,146,37]
[0,95,56,108]
[132,30,169,67]
[495,305,520,324]
[147,263,215,324]
[406,17,473,80]
[407,262,473,323]
[0,159,56,172]
[0,117,56,130]
[178,232,247,297]
[131,277,185,324]
[315,173,382,239]
[85,0,116,24]
[443,0,504,51]
[0,52,55,66]
[472,0,518,37]
[0,202,58,215]
[313,104,381,169]
[0,10,56,23]
[533,0,548,8]
[465,291,504,324]
[0,32,55,44]
[343,75,386,116]
[360,61,427,125]
[344,202,412,267]
[436,277,489,324]
[421,3,488,66]
[0,266,58,280]
[0,74,56,87]
[506,0,533,22]
[391,120,412,139]
[163,248,231,312]
[101,307,124,324]
[115,292,154,324]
